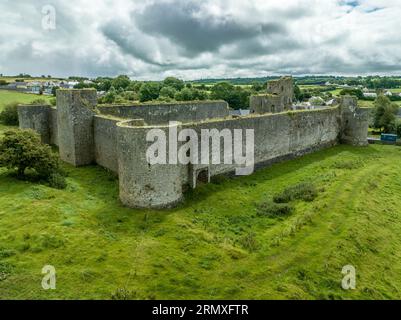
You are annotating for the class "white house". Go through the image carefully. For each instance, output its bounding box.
[67,81,79,89]
[363,92,377,98]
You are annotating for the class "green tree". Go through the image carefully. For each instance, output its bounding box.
[294,85,303,101]
[340,88,363,100]
[51,86,60,96]
[159,86,177,99]
[0,102,19,126]
[126,81,142,92]
[174,87,193,101]
[192,89,209,100]
[373,95,399,133]
[139,82,160,102]
[251,81,264,92]
[210,82,234,101]
[210,82,249,109]
[0,129,62,180]
[163,77,184,91]
[97,79,112,92]
[102,87,117,104]
[111,75,131,90]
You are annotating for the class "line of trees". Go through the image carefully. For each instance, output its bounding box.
[73,75,262,110]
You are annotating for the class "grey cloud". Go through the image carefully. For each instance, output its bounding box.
[101,23,171,67]
[1,0,401,79]
[221,35,303,60]
[132,1,286,56]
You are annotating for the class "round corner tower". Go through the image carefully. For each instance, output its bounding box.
[116,120,186,209]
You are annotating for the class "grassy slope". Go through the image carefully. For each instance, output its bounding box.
[1,128,401,299]
[1,90,401,299]
[0,90,52,112]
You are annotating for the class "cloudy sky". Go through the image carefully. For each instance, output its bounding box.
[0,0,400,80]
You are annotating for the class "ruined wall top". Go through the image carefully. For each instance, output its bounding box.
[267,76,294,97]
[97,100,230,125]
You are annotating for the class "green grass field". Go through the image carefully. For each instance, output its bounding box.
[1,114,401,299]
[358,100,401,108]
[299,85,325,90]
[0,90,53,112]
[1,90,401,300]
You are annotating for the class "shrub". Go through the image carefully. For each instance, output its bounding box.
[332,159,363,170]
[0,102,19,126]
[0,248,16,259]
[0,262,13,281]
[111,288,136,300]
[30,99,49,105]
[273,182,318,203]
[48,172,67,190]
[239,232,259,252]
[102,90,117,104]
[0,129,63,185]
[257,200,293,217]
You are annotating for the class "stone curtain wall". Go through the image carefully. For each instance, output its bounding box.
[183,107,340,179]
[18,105,51,144]
[250,95,284,114]
[18,105,59,146]
[97,101,230,125]
[49,107,59,146]
[18,87,368,209]
[94,115,121,173]
[117,107,341,208]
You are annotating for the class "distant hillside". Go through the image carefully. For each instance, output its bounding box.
[191,75,401,86]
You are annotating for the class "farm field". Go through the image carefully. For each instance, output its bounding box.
[358,100,401,108]
[1,112,401,299]
[0,90,53,111]
[0,77,63,84]
[298,85,325,90]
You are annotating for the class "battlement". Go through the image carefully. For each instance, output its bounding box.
[18,87,369,209]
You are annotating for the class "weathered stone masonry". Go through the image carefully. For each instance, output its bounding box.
[18,77,369,209]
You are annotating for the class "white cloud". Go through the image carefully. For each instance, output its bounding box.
[0,0,400,79]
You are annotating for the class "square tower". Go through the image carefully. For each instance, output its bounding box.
[56,89,97,166]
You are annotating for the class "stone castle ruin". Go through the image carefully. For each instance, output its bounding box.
[250,76,294,114]
[18,77,369,209]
